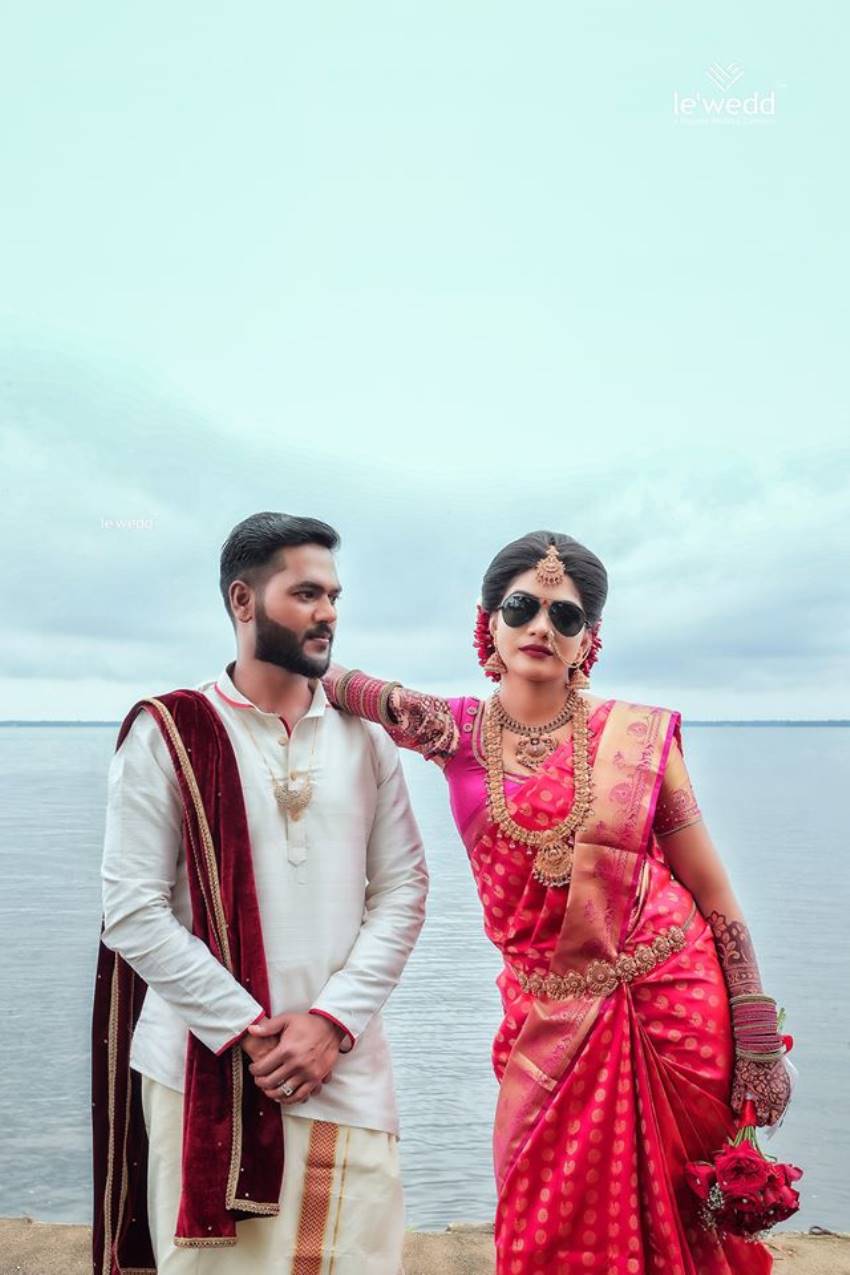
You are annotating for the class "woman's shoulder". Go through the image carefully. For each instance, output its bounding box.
[589,693,679,717]
[592,697,682,751]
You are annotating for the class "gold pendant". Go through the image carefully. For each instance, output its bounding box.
[531,837,574,888]
[272,774,313,822]
[514,733,558,770]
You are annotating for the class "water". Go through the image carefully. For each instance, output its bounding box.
[0,724,847,1232]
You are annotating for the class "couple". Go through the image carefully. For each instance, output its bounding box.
[93,511,792,1275]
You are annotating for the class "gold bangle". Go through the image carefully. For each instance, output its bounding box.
[378,681,402,728]
[335,669,361,714]
[729,993,777,1006]
[736,1047,785,1062]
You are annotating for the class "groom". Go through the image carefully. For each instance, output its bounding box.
[93,511,428,1274]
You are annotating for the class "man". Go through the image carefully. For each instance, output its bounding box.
[93,511,428,1274]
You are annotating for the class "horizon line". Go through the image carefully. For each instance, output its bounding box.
[1,719,849,728]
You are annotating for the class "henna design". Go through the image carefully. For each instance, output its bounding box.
[386,686,459,761]
[707,911,762,997]
[732,1055,792,1127]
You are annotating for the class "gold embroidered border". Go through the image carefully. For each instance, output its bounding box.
[510,1049,558,1092]
[145,699,232,968]
[114,1007,134,1265]
[327,1126,351,1275]
[513,906,696,1001]
[174,1237,239,1247]
[292,1121,340,1275]
[655,814,703,840]
[100,959,120,1275]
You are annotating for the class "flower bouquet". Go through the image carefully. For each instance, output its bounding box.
[685,1100,802,1239]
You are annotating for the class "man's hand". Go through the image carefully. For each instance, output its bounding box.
[246,1012,343,1106]
[240,1021,280,1065]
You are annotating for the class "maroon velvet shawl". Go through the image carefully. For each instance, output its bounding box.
[92,691,284,1275]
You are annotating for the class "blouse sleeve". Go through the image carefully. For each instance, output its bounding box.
[653,736,703,839]
[322,668,460,762]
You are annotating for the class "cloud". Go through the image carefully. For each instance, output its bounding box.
[2,342,848,717]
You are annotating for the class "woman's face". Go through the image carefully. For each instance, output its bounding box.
[490,566,590,685]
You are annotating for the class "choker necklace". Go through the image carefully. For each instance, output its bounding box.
[483,690,593,888]
[490,692,577,770]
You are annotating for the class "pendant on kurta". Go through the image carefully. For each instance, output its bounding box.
[272,774,313,822]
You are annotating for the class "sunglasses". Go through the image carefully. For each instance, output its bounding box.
[498,591,588,638]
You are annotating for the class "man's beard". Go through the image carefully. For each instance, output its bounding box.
[254,601,333,678]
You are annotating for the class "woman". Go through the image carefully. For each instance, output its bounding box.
[323,530,792,1275]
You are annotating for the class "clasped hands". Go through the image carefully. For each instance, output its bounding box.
[241,1012,345,1107]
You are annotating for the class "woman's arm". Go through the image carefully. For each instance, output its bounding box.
[322,665,459,765]
[656,741,791,1126]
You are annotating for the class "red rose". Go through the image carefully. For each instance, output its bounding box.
[685,1161,716,1201]
[715,1143,772,1196]
[686,1129,802,1238]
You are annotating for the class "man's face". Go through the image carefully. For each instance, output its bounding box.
[251,544,341,678]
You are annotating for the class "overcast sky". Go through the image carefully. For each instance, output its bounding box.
[1,3,847,720]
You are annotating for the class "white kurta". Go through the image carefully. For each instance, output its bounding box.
[100,663,429,1137]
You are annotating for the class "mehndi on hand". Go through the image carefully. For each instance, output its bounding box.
[731,1053,792,1126]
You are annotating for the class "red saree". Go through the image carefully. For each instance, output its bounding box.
[444,697,772,1275]
[92,692,284,1275]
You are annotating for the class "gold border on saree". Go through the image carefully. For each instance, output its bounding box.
[512,905,696,1001]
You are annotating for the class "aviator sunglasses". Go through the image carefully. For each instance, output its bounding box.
[499,591,588,637]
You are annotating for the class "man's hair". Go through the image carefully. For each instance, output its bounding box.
[219,511,340,621]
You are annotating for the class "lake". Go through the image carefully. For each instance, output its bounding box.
[0,723,846,1232]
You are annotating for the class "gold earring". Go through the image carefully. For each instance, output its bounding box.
[484,648,508,675]
[568,649,589,688]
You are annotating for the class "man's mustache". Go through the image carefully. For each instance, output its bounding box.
[303,627,334,642]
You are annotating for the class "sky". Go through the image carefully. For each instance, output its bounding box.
[1,2,847,720]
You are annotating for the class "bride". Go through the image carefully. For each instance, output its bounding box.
[323,529,791,1275]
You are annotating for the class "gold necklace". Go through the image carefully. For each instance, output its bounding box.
[490,693,576,770]
[242,711,319,823]
[482,691,593,888]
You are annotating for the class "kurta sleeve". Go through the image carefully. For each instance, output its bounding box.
[653,735,703,839]
[323,668,459,762]
[100,709,265,1054]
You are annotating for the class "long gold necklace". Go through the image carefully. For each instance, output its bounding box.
[489,693,576,770]
[482,690,593,888]
[242,711,319,823]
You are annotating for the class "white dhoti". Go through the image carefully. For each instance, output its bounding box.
[141,1076,406,1274]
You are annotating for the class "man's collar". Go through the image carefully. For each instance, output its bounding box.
[214,662,327,719]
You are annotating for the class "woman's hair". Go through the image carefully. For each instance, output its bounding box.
[481,530,608,626]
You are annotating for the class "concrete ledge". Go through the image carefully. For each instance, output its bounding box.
[2,1217,849,1275]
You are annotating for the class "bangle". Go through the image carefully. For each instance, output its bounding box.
[378,681,402,727]
[729,993,776,1006]
[335,669,361,714]
[736,1047,786,1062]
